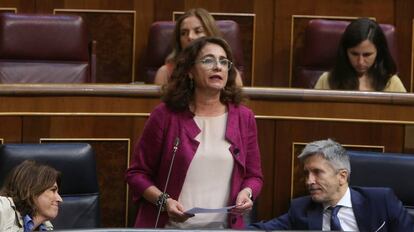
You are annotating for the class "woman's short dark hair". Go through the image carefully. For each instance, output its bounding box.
[162,36,243,112]
[329,18,397,91]
[0,160,61,217]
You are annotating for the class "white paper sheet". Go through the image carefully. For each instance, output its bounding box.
[184,205,236,215]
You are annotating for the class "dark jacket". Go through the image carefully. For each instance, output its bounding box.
[248,187,414,231]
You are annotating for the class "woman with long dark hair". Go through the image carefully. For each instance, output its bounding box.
[315,18,406,92]
[127,37,262,229]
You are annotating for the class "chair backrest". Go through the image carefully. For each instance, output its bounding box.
[0,143,100,229]
[144,20,245,83]
[348,151,414,217]
[0,13,96,83]
[293,19,397,88]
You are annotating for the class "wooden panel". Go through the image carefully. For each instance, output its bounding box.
[180,0,253,13]
[133,1,155,84]
[0,1,35,13]
[395,0,414,92]
[34,0,137,13]
[252,0,274,86]
[54,10,136,83]
[405,125,414,153]
[256,119,276,220]
[91,140,130,227]
[0,116,22,143]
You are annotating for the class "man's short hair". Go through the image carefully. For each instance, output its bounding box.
[298,138,351,175]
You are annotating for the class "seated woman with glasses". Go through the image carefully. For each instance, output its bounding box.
[0,160,62,231]
[314,18,406,92]
[126,36,263,229]
[154,8,243,86]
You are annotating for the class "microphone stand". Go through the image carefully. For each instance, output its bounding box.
[154,137,180,228]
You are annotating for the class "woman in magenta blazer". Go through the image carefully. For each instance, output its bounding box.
[126,37,263,229]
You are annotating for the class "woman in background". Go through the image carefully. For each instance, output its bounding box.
[314,18,406,92]
[127,37,262,229]
[154,8,243,86]
[0,160,62,231]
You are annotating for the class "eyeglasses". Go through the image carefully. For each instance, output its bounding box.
[195,57,233,70]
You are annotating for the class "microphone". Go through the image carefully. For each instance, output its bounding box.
[154,137,180,228]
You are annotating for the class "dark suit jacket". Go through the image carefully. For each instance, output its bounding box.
[249,187,414,231]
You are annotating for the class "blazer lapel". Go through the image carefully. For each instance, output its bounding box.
[178,110,200,171]
[308,203,324,230]
[181,110,200,139]
[225,103,238,146]
[351,188,371,231]
[224,104,244,166]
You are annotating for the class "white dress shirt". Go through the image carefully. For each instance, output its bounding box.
[322,187,359,231]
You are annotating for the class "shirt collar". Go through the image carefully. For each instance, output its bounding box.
[323,187,352,210]
[23,214,48,232]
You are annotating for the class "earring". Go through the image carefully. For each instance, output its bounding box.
[189,78,194,90]
[188,73,194,90]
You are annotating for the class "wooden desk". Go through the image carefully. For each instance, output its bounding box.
[1,84,413,226]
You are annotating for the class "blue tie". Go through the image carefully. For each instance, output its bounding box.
[329,205,342,231]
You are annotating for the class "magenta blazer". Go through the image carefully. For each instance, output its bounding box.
[126,103,263,229]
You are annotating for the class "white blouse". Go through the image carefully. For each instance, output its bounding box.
[166,113,234,229]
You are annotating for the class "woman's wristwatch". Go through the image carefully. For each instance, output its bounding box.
[155,193,170,211]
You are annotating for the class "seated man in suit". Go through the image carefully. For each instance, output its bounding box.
[248,139,414,231]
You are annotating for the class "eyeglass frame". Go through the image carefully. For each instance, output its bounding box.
[194,56,233,70]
